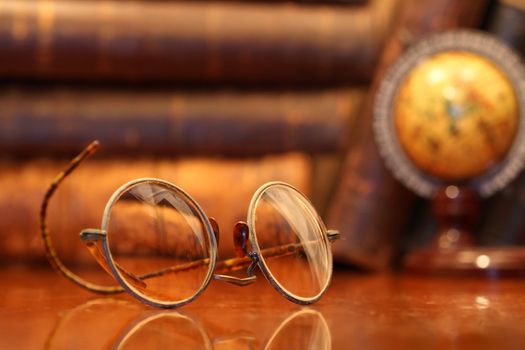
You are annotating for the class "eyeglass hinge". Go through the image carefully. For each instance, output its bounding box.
[80,228,107,242]
[247,252,259,276]
[326,230,340,242]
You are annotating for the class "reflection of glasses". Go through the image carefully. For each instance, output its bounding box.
[115,309,330,350]
[40,141,340,308]
[46,298,330,349]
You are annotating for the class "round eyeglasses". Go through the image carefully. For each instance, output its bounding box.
[40,141,340,308]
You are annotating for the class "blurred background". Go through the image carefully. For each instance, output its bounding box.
[1,0,524,272]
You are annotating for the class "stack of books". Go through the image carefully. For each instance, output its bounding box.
[0,0,395,264]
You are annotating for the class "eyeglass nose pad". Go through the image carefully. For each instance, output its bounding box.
[233,221,249,258]
[208,217,220,245]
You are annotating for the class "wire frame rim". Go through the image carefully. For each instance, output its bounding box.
[247,181,333,305]
[264,309,331,349]
[113,311,213,349]
[99,177,218,309]
[373,29,525,198]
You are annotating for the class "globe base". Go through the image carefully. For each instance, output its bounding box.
[403,186,525,275]
[404,247,525,276]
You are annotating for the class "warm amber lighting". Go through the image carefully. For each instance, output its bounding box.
[438,228,460,248]
[475,255,490,269]
[445,185,459,199]
[475,296,490,310]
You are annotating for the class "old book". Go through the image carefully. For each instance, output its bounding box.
[477,0,525,246]
[120,0,368,2]
[486,0,525,58]
[0,153,311,270]
[477,173,525,247]
[218,0,368,3]
[0,0,397,85]
[326,0,490,270]
[0,87,363,157]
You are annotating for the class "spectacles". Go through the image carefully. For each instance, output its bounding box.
[40,141,340,308]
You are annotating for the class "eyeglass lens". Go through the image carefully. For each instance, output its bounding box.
[252,184,331,300]
[106,181,214,303]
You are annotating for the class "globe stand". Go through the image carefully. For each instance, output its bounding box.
[404,185,525,275]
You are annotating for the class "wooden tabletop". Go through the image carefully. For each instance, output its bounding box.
[1,265,525,349]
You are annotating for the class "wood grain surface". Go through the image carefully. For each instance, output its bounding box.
[1,266,525,349]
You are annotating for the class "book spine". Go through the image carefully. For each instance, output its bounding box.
[0,0,396,84]
[0,154,311,264]
[486,1,525,58]
[325,0,489,270]
[0,87,363,157]
[478,2,525,248]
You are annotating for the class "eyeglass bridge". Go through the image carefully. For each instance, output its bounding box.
[213,221,258,287]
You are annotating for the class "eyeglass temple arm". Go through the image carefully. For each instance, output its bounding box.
[79,221,257,287]
[80,229,148,290]
[40,140,123,294]
[123,225,334,285]
[214,226,339,286]
[83,223,340,288]
[79,222,257,288]
[101,238,329,284]
[79,219,248,290]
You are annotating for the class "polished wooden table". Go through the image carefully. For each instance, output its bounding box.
[1,265,525,349]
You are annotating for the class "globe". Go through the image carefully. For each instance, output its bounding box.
[394,51,519,181]
[374,31,525,274]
